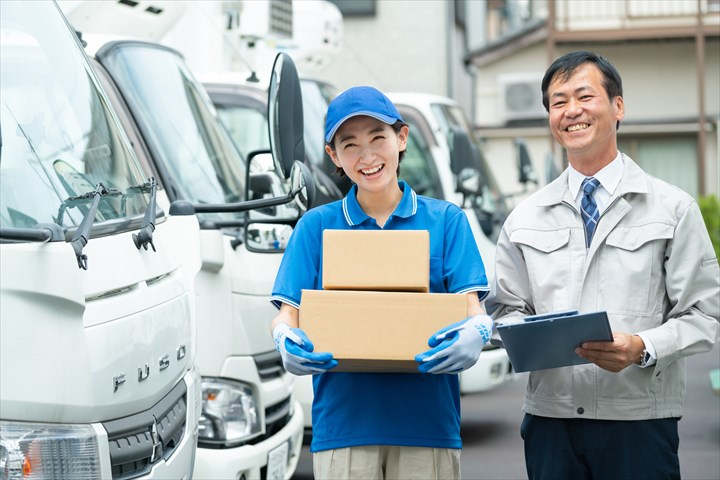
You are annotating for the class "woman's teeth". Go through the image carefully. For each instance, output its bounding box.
[361,165,384,175]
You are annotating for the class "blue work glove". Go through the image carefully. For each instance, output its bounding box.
[272,323,337,375]
[415,314,493,374]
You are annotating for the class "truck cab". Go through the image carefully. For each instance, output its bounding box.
[0,2,201,478]
[85,39,309,479]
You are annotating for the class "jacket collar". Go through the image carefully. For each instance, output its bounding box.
[535,153,649,208]
[341,180,417,226]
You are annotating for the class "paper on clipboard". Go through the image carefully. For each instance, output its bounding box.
[496,311,612,373]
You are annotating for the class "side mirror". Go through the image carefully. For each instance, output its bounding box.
[515,138,538,186]
[457,167,482,197]
[245,223,294,253]
[289,160,316,212]
[450,127,486,200]
[267,53,304,180]
[243,160,315,253]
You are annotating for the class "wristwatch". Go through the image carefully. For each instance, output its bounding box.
[638,348,652,367]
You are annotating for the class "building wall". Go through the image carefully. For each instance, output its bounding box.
[321,0,450,94]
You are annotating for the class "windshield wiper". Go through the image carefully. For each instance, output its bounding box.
[124,177,158,252]
[60,183,121,270]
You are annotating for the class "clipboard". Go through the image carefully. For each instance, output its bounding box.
[496,311,612,373]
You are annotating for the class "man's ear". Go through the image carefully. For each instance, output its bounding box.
[613,95,625,122]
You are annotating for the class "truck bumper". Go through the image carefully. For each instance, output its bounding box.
[193,401,304,480]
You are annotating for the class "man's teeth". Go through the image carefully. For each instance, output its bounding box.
[568,124,589,132]
[362,165,383,175]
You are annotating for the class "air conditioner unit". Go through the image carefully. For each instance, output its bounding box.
[497,73,546,122]
[235,0,293,40]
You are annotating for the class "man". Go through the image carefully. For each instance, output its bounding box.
[488,50,719,479]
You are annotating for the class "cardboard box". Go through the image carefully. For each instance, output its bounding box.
[299,290,467,372]
[322,230,429,292]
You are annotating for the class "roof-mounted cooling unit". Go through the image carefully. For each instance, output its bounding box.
[498,73,546,122]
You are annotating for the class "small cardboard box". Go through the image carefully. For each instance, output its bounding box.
[322,230,429,292]
[299,289,467,372]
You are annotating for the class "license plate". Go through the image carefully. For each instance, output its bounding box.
[267,441,289,480]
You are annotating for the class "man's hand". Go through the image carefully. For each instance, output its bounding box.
[415,314,493,374]
[575,332,645,372]
[273,323,337,375]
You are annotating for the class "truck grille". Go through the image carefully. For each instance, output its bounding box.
[254,350,285,380]
[104,381,187,479]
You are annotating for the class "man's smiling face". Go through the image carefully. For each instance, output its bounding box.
[547,63,624,169]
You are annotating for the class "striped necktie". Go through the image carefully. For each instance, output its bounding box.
[580,177,601,248]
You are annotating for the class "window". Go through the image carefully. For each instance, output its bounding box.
[618,136,699,197]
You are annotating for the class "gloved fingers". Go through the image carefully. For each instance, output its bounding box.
[287,328,314,351]
[286,342,334,363]
[312,359,338,371]
[420,356,463,374]
[416,335,458,363]
[428,327,461,347]
[427,319,466,346]
[285,358,338,375]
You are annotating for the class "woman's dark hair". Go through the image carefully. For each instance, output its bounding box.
[327,120,407,178]
[541,50,623,127]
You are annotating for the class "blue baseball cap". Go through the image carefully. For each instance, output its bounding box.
[324,86,403,143]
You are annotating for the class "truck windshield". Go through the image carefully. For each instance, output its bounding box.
[98,44,247,223]
[0,1,148,232]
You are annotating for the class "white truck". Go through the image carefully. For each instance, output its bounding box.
[0,1,202,479]
[85,38,311,479]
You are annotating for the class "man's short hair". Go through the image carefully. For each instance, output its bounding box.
[541,50,623,112]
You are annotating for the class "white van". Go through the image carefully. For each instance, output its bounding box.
[0,2,201,479]
[86,41,311,480]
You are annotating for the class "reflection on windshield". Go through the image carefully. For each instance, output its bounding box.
[99,45,247,222]
[216,105,268,158]
[0,1,148,231]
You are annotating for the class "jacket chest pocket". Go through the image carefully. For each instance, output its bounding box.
[510,228,571,313]
[600,223,674,315]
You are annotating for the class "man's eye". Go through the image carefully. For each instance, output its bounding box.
[552,101,565,108]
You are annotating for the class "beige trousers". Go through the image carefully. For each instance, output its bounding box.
[313,445,461,480]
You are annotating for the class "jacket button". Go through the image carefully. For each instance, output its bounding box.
[577,407,584,414]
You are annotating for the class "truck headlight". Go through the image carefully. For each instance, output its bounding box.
[1,421,100,479]
[198,378,261,447]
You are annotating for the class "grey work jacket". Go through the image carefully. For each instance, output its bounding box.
[488,156,719,420]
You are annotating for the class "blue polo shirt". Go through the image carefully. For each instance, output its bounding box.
[271,181,488,452]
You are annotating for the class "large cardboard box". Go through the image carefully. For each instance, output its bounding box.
[299,289,467,372]
[322,230,429,292]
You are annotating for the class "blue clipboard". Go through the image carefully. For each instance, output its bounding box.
[496,311,613,373]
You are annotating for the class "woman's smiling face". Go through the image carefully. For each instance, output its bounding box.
[326,115,407,194]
